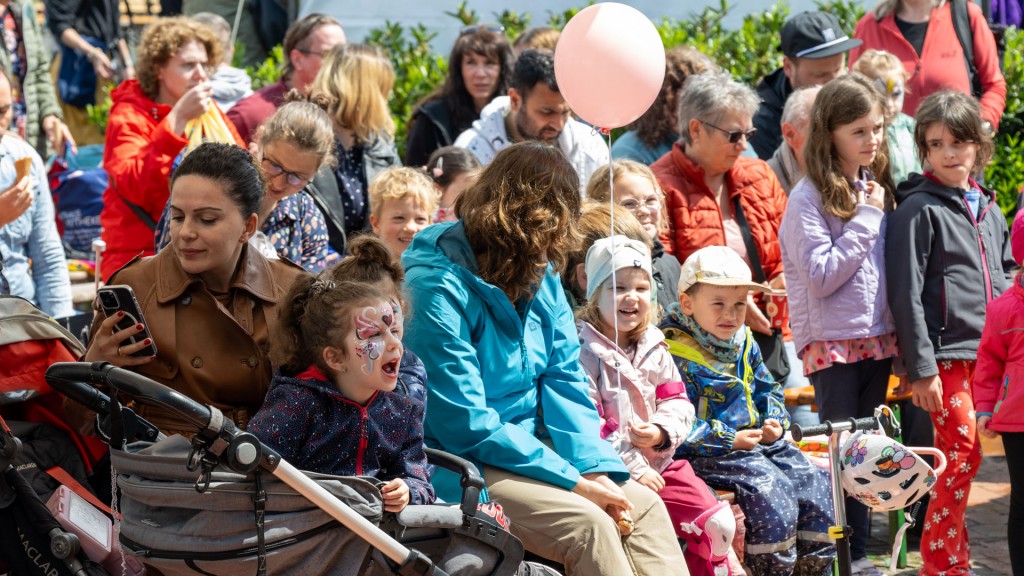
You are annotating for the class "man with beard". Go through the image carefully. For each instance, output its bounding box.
[454,49,608,190]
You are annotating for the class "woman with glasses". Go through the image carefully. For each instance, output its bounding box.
[586,160,681,317]
[308,44,400,253]
[99,17,243,280]
[153,94,335,273]
[403,25,514,167]
[650,72,790,379]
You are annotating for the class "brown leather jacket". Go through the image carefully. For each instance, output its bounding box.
[88,245,308,435]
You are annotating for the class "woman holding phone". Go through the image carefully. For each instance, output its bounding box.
[80,143,308,436]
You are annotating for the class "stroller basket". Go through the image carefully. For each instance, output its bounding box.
[111,434,384,575]
[45,361,534,576]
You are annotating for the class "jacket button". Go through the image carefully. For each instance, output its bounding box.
[181,294,191,305]
[246,356,258,368]
[191,356,203,369]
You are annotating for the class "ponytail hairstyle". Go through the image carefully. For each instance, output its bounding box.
[327,235,405,297]
[804,73,895,221]
[425,146,482,190]
[272,273,389,375]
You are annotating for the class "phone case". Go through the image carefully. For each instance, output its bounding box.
[97,285,157,358]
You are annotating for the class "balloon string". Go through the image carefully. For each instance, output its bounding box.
[605,130,628,430]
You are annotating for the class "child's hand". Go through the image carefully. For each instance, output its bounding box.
[629,422,665,448]
[911,375,943,412]
[978,415,999,439]
[637,469,666,493]
[733,429,763,451]
[381,478,410,512]
[760,419,783,444]
[859,181,886,210]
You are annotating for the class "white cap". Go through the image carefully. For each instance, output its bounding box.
[678,246,771,294]
[585,235,652,300]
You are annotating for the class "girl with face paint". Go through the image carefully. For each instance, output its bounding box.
[248,275,434,512]
[853,50,922,185]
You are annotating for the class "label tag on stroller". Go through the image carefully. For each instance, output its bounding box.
[69,492,111,548]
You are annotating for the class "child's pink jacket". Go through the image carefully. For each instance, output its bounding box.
[974,277,1024,432]
[577,321,695,478]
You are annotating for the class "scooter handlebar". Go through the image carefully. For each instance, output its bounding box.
[791,416,881,442]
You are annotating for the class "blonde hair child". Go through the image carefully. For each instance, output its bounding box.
[369,167,440,257]
[853,50,921,184]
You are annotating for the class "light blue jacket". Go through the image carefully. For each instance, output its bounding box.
[402,222,629,502]
[0,136,72,318]
[778,177,895,355]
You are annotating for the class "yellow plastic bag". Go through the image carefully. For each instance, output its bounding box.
[183,106,235,154]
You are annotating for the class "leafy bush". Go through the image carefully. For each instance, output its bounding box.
[985,26,1024,219]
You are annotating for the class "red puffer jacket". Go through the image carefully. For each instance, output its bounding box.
[973,277,1024,432]
[651,144,788,331]
[100,80,242,280]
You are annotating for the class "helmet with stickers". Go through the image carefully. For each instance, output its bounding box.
[839,430,947,512]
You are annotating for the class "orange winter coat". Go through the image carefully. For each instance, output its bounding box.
[651,144,789,328]
[652,143,787,272]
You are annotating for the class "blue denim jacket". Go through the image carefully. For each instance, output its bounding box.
[0,137,72,317]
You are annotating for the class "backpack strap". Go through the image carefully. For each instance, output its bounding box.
[950,0,982,98]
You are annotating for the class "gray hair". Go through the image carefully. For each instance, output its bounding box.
[192,12,231,64]
[677,72,761,145]
[781,85,821,130]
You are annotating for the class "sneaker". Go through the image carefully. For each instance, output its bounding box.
[850,557,884,576]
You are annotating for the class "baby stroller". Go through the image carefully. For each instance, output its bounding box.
[0,296,110,575]
[792,407,947,576]
[45,361,549,576]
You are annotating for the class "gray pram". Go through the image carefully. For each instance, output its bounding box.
[46,362,546,576]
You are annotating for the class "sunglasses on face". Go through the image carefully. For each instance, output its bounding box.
[262,157,311,188]
[459,23,505,36]
[700,120,757,144]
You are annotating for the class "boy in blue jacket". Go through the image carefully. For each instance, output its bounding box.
[662,246,835,576]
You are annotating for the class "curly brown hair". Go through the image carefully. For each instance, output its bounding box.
[456,142,582,303]
[136,17,222,101]
[627,46,716,149]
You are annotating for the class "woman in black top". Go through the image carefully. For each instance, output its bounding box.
[403,25,513,167]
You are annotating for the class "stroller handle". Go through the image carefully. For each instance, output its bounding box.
[791,416,881,442]
[46,362,214,429]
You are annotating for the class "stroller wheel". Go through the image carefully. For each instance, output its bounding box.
[516,560,564,576]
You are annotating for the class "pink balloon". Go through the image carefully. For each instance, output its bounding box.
[554,3,666,129]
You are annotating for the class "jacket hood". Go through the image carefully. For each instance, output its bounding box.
[279,366,380,405]
[577,320,667,366]
[895,172,996,206]
[111,79,166,113]
[211,66,253,102]
[403,221,493,298]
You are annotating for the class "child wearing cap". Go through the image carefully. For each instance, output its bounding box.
[972,209,1024,575]
[577,236,740,576]
[661,245,835,576]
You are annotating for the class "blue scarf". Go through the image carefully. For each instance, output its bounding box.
[668,304,745,364]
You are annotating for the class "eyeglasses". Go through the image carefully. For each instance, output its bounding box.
[262,157,312,188]
[296,48,327,58]
[700,120,757,144]
[459,23,505,36]
[620,197,661,212]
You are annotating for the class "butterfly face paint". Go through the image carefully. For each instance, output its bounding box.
[353,301,403,376]
[873,76,905,120]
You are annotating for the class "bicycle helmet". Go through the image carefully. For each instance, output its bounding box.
[839,430,947,512]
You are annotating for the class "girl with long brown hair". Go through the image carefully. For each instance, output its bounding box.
[778,73,899,575]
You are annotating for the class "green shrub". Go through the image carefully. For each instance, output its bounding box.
[985,26,1024,219]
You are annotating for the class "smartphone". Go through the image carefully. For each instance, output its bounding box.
[96,285,157,358]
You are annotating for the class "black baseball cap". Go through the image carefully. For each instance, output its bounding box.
[781,11,862,59]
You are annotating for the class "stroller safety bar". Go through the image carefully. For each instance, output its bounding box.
[44,362,454,576]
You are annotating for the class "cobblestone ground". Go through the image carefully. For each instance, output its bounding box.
[864,435,1011,575]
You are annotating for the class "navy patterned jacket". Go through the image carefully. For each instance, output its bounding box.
[249,365,435,504]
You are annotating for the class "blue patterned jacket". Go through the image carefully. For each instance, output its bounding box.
[248,366,434,504]
[661,317,790,458]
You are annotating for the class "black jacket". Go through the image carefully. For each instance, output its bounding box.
[307,136,400,255]
[652,238,680,318]
[751,67,792,160]
[404,99,455,167]
[886,173,1015,381]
